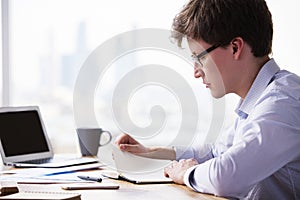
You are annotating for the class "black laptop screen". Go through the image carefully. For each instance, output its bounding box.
[0,110,49,157]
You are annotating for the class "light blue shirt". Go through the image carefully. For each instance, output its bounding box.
[175,59,300,199]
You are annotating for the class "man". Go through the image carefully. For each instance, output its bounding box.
[115,0,300,199]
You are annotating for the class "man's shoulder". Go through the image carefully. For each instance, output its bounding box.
[249,71,300,126]
[252,69,300,116]
[275,69,300,79]
[266,69,300,100]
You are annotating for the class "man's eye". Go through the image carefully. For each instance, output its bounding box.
[200,55,207,62]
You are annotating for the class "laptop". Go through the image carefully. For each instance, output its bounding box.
[109,145,173,184]
[0,106,98,168]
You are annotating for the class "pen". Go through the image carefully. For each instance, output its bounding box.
[77,175,102,182]
[44,171,74,176]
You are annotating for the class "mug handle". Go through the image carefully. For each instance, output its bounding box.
[99,130,112,146]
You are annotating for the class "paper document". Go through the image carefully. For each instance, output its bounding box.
[111,145,173,184]
[0,163,104,184]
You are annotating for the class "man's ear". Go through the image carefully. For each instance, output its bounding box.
[233,46,238,54]
[231,37,243,59]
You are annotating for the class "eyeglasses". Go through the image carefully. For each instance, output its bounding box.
[191,43,221,67]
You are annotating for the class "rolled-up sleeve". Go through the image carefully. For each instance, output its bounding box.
[174,143,214,164]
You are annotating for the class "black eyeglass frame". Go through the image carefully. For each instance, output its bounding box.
[191,43,221,66]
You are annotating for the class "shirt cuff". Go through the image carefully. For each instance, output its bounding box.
[183,165,198,191]
[173,146,194,161]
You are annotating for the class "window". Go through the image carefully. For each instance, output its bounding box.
[5,0,215,153]
[2,0,299,154]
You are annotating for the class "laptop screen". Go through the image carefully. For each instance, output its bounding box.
[0,110,49,157]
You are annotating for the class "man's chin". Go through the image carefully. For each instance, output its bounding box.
[210,89,226,99]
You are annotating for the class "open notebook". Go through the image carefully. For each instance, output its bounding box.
[110,145,173,184]
[0,106,98,168]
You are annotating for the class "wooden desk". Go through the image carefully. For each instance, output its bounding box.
[0,163,227,200]
[16,178,227,200]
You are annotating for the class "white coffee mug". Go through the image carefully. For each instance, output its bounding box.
[77,128,112,156]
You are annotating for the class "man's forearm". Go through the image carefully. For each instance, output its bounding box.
[137,146,176,160]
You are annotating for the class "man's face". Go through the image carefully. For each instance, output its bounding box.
[187,39,227,98]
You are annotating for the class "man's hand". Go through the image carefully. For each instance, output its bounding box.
[164,159,198,185]
[115,133,149,154]
[115,134,176,160]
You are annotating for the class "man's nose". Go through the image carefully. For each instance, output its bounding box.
[194,64,204,78]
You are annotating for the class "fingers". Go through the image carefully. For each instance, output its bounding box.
[114,133,130,146]
[164,165,171,178]
[114,133,150,155]
[164,163,172,178]
[164,159,198,185]
[164,161,177,178]
[115,133,139,146]
[119,144,140,153]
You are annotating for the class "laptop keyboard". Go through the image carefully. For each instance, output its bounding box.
[21,158,53,164]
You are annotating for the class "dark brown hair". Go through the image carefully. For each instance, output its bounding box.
[172,0,273,57]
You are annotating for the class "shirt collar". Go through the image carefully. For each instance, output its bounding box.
[235,58,280,119]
